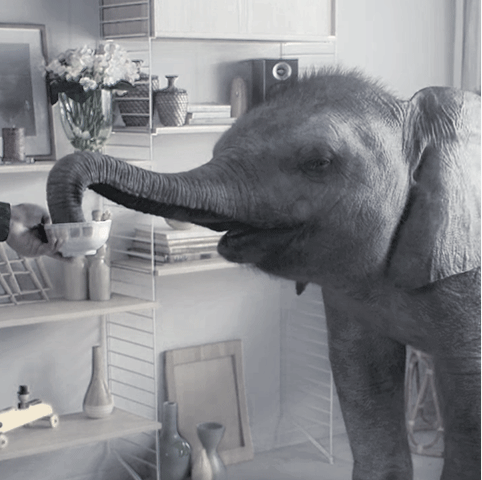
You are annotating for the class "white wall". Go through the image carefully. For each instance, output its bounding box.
[336,0,454,97]
[0,0,456,478]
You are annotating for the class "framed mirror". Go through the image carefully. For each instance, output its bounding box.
[0,23,55,161]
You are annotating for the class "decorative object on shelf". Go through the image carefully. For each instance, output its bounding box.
[191,422,227,480]
[2,128,25,163]
[88,244,111,301]
[405,347,444,457]
[154,76,188,127]
[117,60,159,127]
[0,24,55,161]
[0,385,59,449]
[165,340,254,465]
[251,59,298,106]
[128,225,223,265]
[83,345,114,418]
[230,77,248,118]
[88,210,111,301]
[0,244,52,307]
[159,401,192,480]
[63,256,88,301]
[185,104,234,126]
[44,220,112,257]
[46,41,139,151]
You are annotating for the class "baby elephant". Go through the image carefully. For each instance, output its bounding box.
[47,68,480,480]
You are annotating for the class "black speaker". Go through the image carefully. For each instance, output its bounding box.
[251,59,298,106]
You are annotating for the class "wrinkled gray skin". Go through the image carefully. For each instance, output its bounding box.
[47,69,481,480]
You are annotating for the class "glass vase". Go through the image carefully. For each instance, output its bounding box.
[59,90,113,152]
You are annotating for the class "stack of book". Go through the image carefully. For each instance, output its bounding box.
[185,103,236,126]
[128,225,224,264]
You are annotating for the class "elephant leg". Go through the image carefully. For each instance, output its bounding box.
[324,297,412,480]
[433,355,481,480]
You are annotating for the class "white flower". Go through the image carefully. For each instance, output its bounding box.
[79,77,98,91]
[46,42,139,90]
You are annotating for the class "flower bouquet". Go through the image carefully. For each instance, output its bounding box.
[46,42,139,151]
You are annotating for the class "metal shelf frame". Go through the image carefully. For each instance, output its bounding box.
[99,2,161,479]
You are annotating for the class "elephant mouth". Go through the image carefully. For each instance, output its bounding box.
[164,206,297,264]
[219,222,297,264]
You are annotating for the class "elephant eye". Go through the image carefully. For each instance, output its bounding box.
[301,157,331,178]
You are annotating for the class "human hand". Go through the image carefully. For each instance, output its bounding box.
[6,204,59,257]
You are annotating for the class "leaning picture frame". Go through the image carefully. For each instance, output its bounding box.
[165,339,254,465]
[0,23,55,161]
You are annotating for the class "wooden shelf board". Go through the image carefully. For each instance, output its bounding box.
[0,294,156,329]
[0,158,152,174]
[113,125,230,135]
[0,161,55,174]
[0,409,161,461]
[155,125,232,135]
[113,257,237,276]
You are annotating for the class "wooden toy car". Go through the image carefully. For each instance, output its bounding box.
[0,386,59,448]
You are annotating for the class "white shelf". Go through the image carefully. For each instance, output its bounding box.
[0,161,55,174]
[113,257,237,276]
[0,158,154,175]
[155,125,232,135]
[0,409,161,461]
[0,294,156,329]
[114,125,231,135]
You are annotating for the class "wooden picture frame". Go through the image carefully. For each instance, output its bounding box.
[0,23,55,161]
[165,339,254,465]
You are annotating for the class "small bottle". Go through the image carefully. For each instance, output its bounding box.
[64,256,88,300]
[89,244,111,301]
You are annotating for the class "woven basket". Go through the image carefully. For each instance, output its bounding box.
[116,73,159,127]
[154,76,188,127]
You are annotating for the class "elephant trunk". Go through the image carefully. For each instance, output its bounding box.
[46,152,238,229]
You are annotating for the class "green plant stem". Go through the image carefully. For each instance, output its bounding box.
[59,91,112,151]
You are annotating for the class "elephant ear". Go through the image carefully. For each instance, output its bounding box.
[388,87,480,289]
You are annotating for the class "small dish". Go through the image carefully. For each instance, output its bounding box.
[44,220,112,257]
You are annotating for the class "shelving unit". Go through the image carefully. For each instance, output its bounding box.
[97,2,338,478]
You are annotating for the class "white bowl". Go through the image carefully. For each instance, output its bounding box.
[44,220,112,257]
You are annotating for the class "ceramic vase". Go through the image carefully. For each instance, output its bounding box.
[83,345,114,418]
[191,422,227,480]
[154,76,188,127]
[159,401,191,480]
[88,245,111,301]
[59,89,113,151]
[63,256,88,300]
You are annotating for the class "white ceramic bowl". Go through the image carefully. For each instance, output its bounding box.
[44,220,112,257]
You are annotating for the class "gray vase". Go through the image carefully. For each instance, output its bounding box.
[159,401,191,480]
[82,345,114,418]
[191,422,227,480]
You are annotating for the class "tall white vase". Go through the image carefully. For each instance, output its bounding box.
[83,345,114,418]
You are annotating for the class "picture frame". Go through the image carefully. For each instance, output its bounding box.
[0,23,55,161]
[165,339,254,465]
